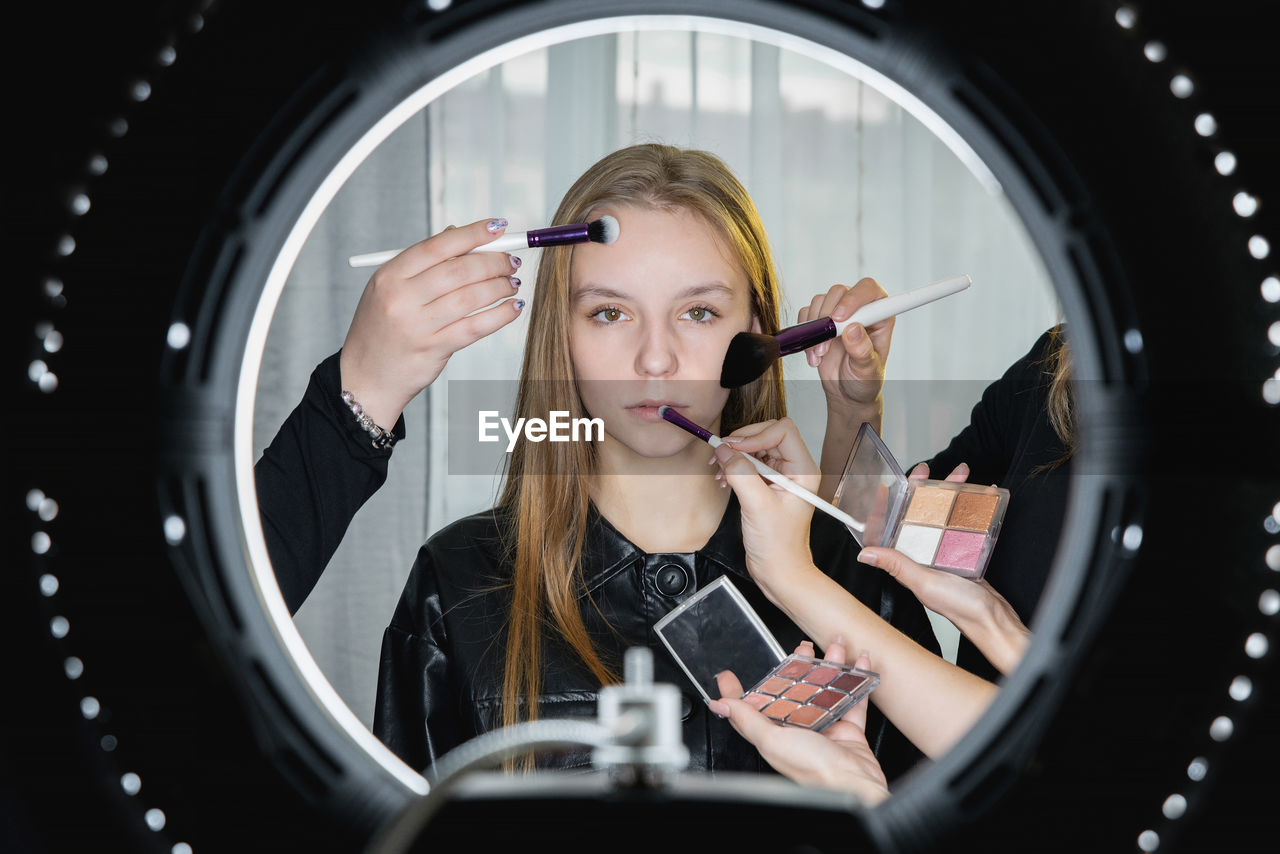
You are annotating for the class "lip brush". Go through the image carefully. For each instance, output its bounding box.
[347,215,620,268]
[658,405,864,533]
[719,274,972,388]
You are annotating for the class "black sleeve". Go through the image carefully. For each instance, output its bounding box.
[923,329,1058,487]
[372,550,461,774]
[253,351,406,614]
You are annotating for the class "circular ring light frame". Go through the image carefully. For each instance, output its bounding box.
[16,0,1279,851]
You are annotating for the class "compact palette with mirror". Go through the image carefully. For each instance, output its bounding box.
[654,576,878,732]
[832,423,1011,579]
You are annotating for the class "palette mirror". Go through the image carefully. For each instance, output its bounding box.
[243,15,1061,797]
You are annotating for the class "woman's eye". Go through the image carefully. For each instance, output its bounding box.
[590,306,627,323]
[682,305,718,323]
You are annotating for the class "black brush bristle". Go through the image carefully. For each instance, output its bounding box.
[720,332,781,388]
[587,214,620,245]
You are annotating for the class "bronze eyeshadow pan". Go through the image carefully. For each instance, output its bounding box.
[742,654,879,733]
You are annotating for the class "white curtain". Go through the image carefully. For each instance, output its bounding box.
[253,30,1059,729]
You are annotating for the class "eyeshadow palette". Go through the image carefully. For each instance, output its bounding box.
[654,576,880,732]
[742,654,879,732]
[832,423,1010,579]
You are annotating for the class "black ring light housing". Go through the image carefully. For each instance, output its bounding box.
[6,1,1278,852]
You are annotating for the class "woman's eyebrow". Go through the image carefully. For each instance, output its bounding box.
[573,282,736,302]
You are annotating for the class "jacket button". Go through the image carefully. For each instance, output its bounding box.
[655,563,690,596]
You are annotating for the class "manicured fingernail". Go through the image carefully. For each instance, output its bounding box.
[799,640,814,652]
[510,255,522,269]
[514,299,526,311]
[859,650,871,662]
[510,276,521,288]
[856,550,878,566]
[487,218,508,233]
[807,350,818,367]
[910,463,929,477]
[709,455,717,465]
[707,699,730,718]
[832,634,846,647]
[846,323,865,341]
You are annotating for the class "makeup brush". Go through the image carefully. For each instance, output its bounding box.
[719,274,972,388]
[658,405,863,533]
[347,215,621,268]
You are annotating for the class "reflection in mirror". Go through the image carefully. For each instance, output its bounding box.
[251,23,1058,791]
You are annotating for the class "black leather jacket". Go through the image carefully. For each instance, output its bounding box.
[372,496,939,781]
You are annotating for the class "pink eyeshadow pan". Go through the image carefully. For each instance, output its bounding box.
[934,529,987,572]
[786,706,827,727]
[758,676,793,695]
[803,666,839,686]
[763,699,800,720]
[783,682,820,702]
[777,660,812,679]
[743,693,772,711]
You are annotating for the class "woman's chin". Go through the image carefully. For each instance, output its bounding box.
[598,427,704,467]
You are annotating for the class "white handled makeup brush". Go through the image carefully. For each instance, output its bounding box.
[347,215,620,268]
[659,405,863,533]
[719,274,972,388]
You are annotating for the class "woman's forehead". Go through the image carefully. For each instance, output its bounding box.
[571,205,748,298]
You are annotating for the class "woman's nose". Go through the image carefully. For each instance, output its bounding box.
[633,323,679,377]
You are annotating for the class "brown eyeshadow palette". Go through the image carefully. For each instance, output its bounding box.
[741,654,879,732]
[833,422,1011,579]
[654,577,882,730]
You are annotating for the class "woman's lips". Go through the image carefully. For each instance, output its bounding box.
[627,402,682,423]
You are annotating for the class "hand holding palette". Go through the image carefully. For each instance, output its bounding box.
[654,576,879,732]
[832,423,1010,579]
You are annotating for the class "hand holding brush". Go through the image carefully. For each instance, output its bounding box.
[349,215,620,268]
[719,274,971,388]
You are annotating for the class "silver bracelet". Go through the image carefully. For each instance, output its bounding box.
[340,390,397,450]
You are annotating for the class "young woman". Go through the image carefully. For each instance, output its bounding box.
[361,144,940,777]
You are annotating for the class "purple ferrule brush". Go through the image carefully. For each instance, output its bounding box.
[720,274,972,388]
[780,274,971,353]
[658,405,715,443]
[348,215,620,268]
[658,405,862,531]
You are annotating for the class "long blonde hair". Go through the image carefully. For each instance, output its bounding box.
[495,144,786,739]
[1041,324,1074,466]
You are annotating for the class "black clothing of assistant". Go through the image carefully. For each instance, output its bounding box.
[924,328,1072,682]
[254,351,404,614]
[372,496,940,781]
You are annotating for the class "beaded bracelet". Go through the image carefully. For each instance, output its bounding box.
[340,390,397,450]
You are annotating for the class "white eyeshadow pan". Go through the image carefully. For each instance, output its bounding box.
[895,524,942,564]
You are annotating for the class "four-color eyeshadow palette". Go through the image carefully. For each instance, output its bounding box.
[833,423,1011,579]
[654,576,879,733]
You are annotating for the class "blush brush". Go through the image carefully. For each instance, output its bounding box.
[348,215,620,268]
[719,274,972,388]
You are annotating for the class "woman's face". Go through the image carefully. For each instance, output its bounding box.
[569,203,758,459]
